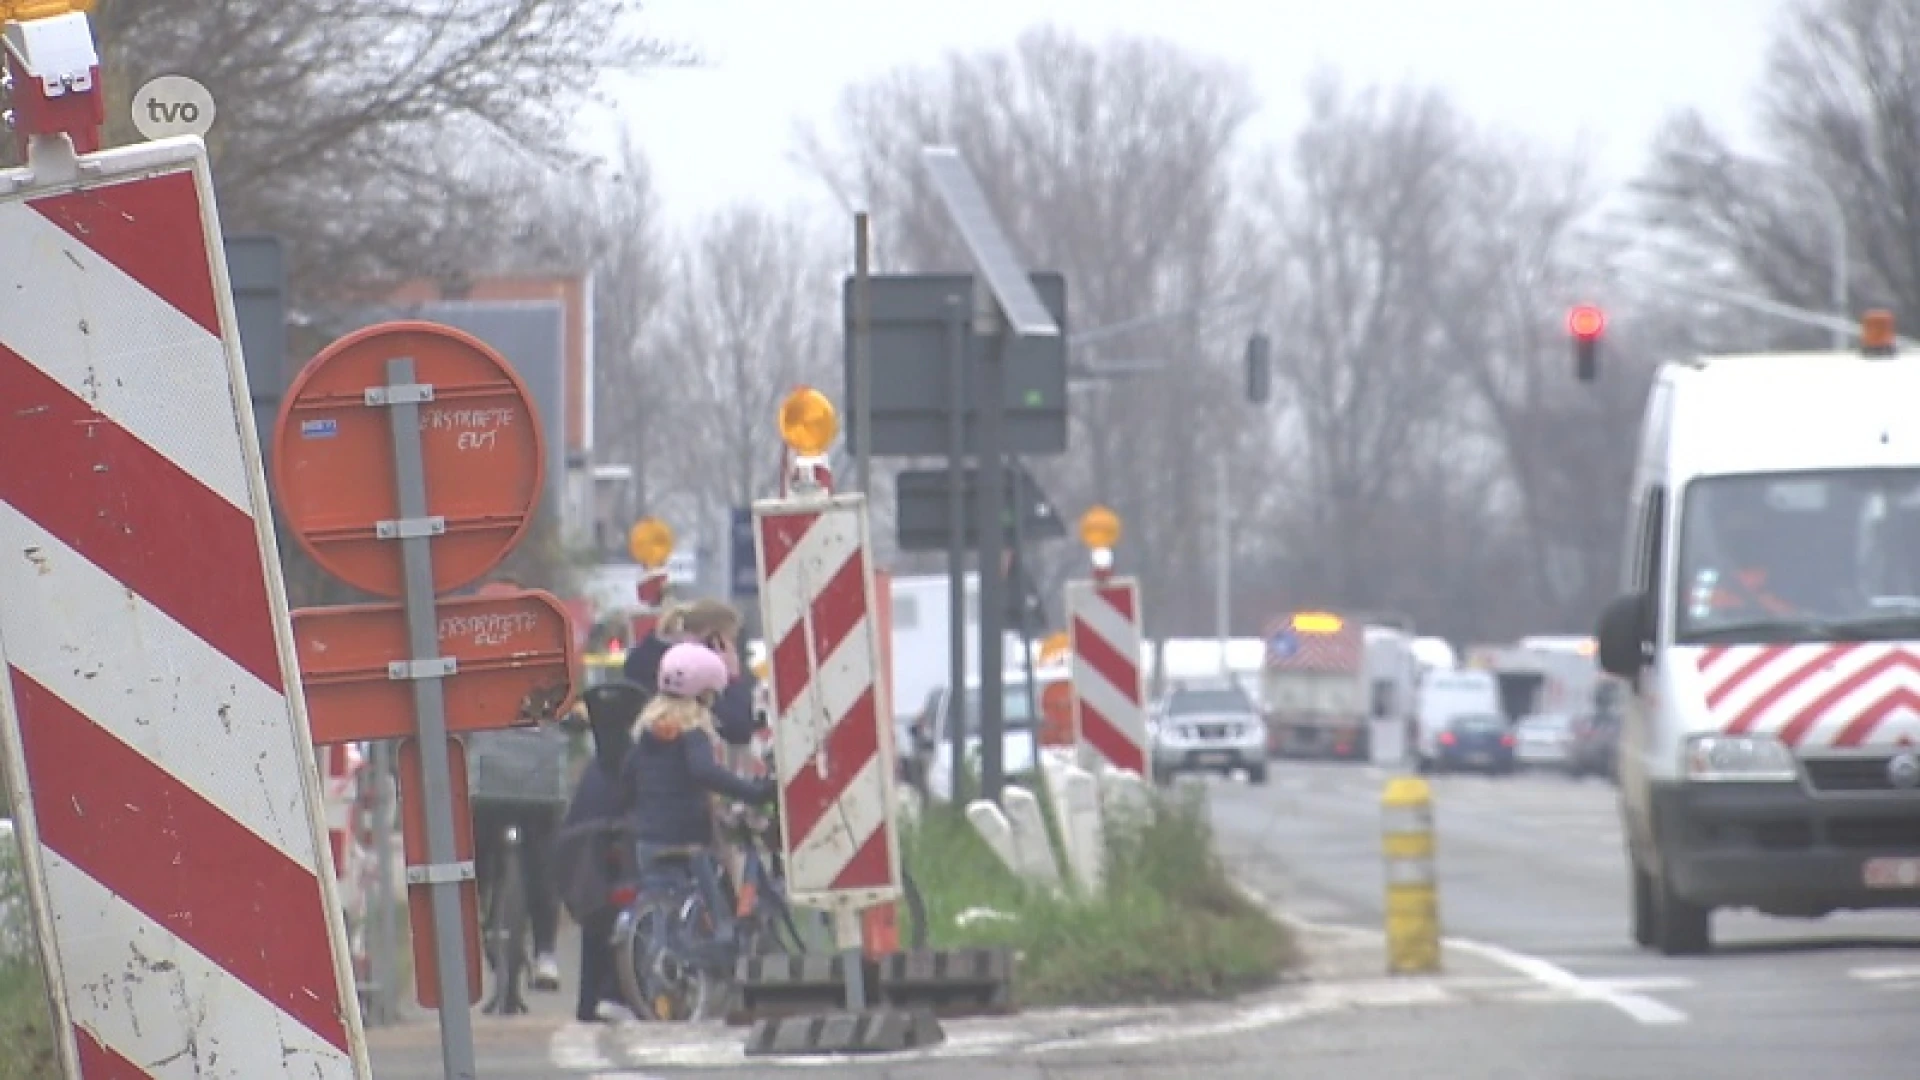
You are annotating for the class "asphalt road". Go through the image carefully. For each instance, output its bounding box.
[369,762,1920,1079]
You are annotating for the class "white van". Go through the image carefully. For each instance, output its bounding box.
[1597,321,1920,956]
[1414,669,1501,767]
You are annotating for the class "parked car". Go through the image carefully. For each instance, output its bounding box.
[1513,713,1576,771]
[1428,713,1515,774]
[1565,712,1620,781]
[909,682,1042,804]
[1150,679,1268,785]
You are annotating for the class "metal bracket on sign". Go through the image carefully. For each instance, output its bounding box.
[375,515,446,540]
[388,657,458,681]
[405,860,476,886]
[365,383,435,406]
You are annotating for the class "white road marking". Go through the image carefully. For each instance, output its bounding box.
[1446,937,1689,1025]
[1850,965,1920,981]
[551,1023,618,1070]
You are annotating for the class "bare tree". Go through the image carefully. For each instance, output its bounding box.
[69,0,690,294]
[1637,0,1920,335]
[643,203,840,555]
[1245,74,1482,609]
[795,25,1261,634]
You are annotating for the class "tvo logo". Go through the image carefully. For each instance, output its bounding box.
[132,75,216,141]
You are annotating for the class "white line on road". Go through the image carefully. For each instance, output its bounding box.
[1445,937,1690,1025]
[1850,965,1920,981]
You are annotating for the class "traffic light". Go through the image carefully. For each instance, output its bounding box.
[1569,304,1605,383]
[1246,332,1271,404]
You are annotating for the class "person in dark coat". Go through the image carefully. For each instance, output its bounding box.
[623,600,762,747]
[556,681,645,1023]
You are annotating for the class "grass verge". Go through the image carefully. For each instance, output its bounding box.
[0,828,57,1077]
[904,782,1300,1006]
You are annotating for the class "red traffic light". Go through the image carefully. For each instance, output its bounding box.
[1568,305,1606,341]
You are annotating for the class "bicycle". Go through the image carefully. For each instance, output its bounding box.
[611,789,931,1023]
[468,725,572,1016]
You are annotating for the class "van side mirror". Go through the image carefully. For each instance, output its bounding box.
[1597,593,1649,678]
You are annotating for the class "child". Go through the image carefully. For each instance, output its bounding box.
[622,643,776,851]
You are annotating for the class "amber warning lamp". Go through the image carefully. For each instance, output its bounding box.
[1569,304,1605,383]
[1861,309,1897,357]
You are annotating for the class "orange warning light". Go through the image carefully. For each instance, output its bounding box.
[1568,305,1606,341]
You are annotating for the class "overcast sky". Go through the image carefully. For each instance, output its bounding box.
[580,0,1789,229]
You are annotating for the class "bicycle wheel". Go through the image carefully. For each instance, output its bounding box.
[614,889,719,1023]
[483,829,531,1015]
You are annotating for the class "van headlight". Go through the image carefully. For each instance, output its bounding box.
[1683,734,1798,782]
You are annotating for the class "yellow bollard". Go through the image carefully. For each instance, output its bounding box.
[1381,775,1441,974]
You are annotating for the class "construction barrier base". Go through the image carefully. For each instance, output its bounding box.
[730,948,1017,1024]
[730,954,859,1023]
[876,948,1016,1016]
[743,1008,946,1056]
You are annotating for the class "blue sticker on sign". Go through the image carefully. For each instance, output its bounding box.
[301,418,338,439]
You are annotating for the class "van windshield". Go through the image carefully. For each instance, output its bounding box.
[1676,469,1920,643]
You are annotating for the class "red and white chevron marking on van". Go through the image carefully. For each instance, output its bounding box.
[0,145,366,1077]
[754,495,901,906]
[1068,577,1147,774]
[1692,643,1920,749]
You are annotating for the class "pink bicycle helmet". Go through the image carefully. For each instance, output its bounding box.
[658,642,730,699]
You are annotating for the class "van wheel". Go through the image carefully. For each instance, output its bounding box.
[1630,861,1656,949]
[1247,764,1269,786]
[1653,871,1711,956]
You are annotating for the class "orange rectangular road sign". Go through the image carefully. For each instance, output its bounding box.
[398,737,483,1008]
[294,588,579,744]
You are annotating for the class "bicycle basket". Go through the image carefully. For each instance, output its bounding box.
[466,728,571,807]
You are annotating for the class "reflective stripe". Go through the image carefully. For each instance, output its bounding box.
[1382,832,1433,860]
[1381,806,1432,833]
[1385,859,1436,887]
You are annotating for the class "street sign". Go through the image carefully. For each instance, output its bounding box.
[841,271,1069,457]
[272,320,546,599]
[396,736,481,1008]
[730,505,758,598]
[921,147,1061,338]
[292,590,579,744]
[894,462,1065,552]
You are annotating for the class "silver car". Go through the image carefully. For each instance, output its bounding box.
[1150,681,1269,785]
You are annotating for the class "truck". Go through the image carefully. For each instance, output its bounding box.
[1469,638,1601,726]
[1364,625,1420,766]
[1596,316,1920,956]
[1261,610,1369,760]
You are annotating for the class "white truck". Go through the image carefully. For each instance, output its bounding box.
[1596,320,1920,956]
[1364,625,1420,767]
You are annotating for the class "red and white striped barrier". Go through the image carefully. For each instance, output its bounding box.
[0,138,368,1076]
[754,493,902,908]
[1067,577,1148,775]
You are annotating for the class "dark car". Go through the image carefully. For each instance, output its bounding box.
[1433,713,1515,774]
[1566,677,1624,782]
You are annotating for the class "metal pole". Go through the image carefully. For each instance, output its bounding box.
[381,356,478,1080]
[945,294,970,805]
[854,212,874,494]
[1829,201,1848,350]
[1010,468,1039,723]
[978,322,1009,805]
[370,740,399,1026]
[1215,452,1229,674]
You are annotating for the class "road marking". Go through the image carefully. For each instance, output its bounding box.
[1446,937,1689,1025]
[1851,965,1920,981]
[551,1023,617,1070]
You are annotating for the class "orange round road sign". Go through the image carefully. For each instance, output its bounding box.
[273,321,546,599]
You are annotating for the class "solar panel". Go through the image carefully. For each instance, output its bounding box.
[920,146,1061,338]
